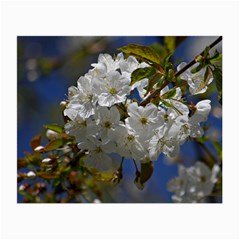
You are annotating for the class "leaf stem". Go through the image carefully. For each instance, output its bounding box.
[132,159,139,172]
[196,140,220,165]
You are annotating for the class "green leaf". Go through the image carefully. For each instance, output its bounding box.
[163,53,173,66]
[164,36,176,53]
[212,141,222,161]
[203,46,210,59]
[161,100,172,108]
[166,88,177,99]
[24,151,42,165]
[44,138,64,152]
[161,100,183,115]
[212,67,222,104]
[30,135,42,151]
[149,43,167,57]
[37,171,60,179]
[131,67,156,86]
[44,124,64,133]
[118,44,162,65]
[210,54,222,64]
[145,73,161,95]
[213,68,222,93]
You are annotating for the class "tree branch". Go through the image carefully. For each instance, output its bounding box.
[140,36,222,106]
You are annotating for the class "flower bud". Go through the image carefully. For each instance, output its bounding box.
[93,199,101,203]
[34,145,44,152]
[60,101,67,110]
[26,171,36,178]
[42,157,52,164]
[195,55,203,63]
[46,129,59,140]
[19,183,29,191]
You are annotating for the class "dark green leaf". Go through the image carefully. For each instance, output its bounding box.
[53,179,61,187]
[210,50,220,60]
[210,54,222,64]
[196,135,209,144]
[191,63,203,74]
[163,53,173,66]
[44,138,64,152]
[44,124,64,133]
[161,88,177,100]
[131,67,156,86]
[166,88,177,99]
[145,73,161,95]
[213,68,222,93]
[213,67,222,104]
[149,43,167,57]
[118,44,162,65]
[212,141,222,161]
[161,100,172,108]
[161,100,183,115]
[203,46,210,58]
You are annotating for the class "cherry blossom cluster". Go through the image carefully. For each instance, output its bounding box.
[63,53,212,170]
[167,161,220,203]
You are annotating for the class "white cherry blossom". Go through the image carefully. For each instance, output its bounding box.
[78,136,116,171]
[177,62,213,95]
[95,71,131,107]
[167,162,220,203]
[95,106,123,143]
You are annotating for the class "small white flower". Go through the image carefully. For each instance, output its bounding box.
[64,115,99,145]
[126,102,164,134]
[96,71,131,107]
[91,53,123,76]
[149,122,181,160]
[167,162,220,203]
[174,115,204,144]
[79,136,116,171]
[64,75,98,119]
[95,106,122,143]
[160,86,189,119]
[19,184,26,191]
[109,124,145,160]
[190,100,211,124]
[177,62,213,95]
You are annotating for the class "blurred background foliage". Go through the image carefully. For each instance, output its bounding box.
[17,36,222,203]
